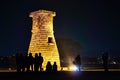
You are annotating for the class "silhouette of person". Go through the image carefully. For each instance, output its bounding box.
[15,53,25,72]
[38,53,43,71]
[74,54,81,71]
[23,53,28,72]
[46,61,52,72]
[27,53,34,72]
[102,52,109,71]
[15,53,21,72]
[52,62,57,72]
[19,53,25,72]
[34,53,39,72]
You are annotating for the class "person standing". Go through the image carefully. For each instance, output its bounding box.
[27,53,34,72]
[38,53,43,71]
[53,62,57,72]
[102,52,109,71]
[15,53,21,72]
[74,54,81,71]
[34,53,39,72]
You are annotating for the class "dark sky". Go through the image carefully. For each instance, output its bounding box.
[0,0,120,57]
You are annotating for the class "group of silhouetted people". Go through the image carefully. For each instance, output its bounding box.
[15,52,43,72]
[16,51,109,72]
[46,61,57,72]
[15,52,58,72]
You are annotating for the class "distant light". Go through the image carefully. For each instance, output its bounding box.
[8,68,11,70]
[112,61,116,64]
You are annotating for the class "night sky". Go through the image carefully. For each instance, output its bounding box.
[0,0,120,57]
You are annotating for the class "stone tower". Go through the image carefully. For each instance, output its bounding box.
[28,10,60,70]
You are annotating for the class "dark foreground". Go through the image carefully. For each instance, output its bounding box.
[0,71,120,80]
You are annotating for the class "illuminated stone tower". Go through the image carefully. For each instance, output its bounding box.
[28,10,60,70]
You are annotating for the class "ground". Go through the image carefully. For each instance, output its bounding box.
[0,70,119,80]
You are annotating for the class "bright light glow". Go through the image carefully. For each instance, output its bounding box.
[69,65,79,71]
[112,61,116,64]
